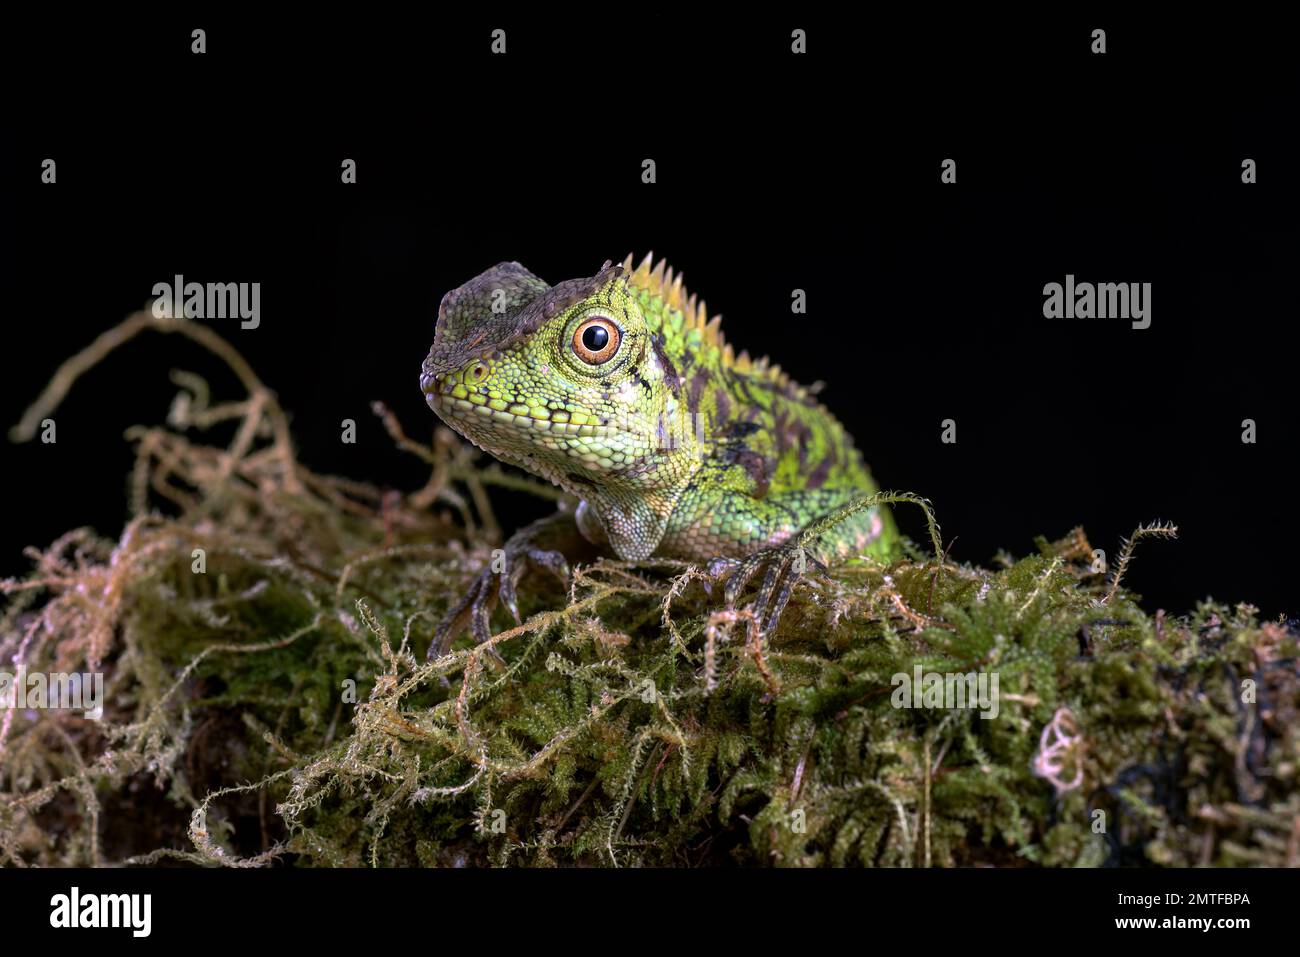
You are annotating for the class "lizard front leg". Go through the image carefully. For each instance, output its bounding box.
[666,484,898,635]
[429,508,599,658]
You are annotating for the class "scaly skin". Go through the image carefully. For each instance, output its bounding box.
[419,254,897,645]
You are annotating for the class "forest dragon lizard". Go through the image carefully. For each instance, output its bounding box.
[420,254,898,655]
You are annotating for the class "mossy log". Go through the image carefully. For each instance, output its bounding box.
[2,311,1296,867]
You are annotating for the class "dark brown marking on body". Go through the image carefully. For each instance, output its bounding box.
[721,420,762,441]
[732,448,772,499]
[805,451,834,490]
[714,389,731,424]
[772,409,792,457]
[792,420,813,468]
[688,368,709,416]
[731,372,759,409]
[651,334,681,398]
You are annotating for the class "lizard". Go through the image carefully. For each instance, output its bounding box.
[419,253,898,656]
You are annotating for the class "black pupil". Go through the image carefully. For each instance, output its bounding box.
[582,325,609,351]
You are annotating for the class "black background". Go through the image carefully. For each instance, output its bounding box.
[2,12,1295,615]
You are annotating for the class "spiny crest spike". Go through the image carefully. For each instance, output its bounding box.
[633,251,655,285]
[610,255,805,394]
[668,271,685,310]
[622,253,720,344]
[704,313,721,344]
[685,292,700,328]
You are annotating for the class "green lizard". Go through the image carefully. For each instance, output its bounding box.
[420,254,898,655]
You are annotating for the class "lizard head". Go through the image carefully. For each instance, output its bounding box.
[420,259,697,496]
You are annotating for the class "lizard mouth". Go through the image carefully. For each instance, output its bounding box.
[422,377,613,439]
[421,374,659,480]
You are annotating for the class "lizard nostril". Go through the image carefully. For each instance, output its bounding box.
[468,363,489,383]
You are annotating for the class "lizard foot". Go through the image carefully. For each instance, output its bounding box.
[429,518,571,659]
[709,541,827,637]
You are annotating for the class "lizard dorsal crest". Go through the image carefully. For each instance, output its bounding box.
[620,251,813,400]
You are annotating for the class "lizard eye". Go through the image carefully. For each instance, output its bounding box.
[572,317,621,364]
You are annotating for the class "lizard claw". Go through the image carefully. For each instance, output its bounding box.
[700,556,739,597]
[496,545,570,625]
[430,534,570,659]
[716,541,825,636]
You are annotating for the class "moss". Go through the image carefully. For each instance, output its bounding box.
[1,310,1297,867]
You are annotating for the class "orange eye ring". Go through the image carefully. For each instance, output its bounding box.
[572,316,621,365]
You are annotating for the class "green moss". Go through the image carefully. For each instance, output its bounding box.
[1,311,1296,867]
